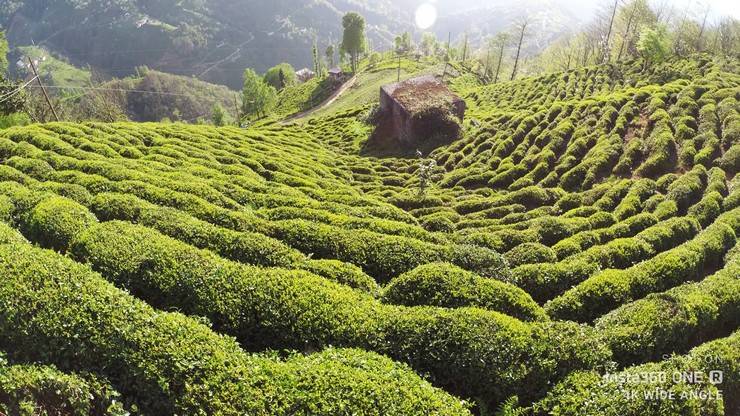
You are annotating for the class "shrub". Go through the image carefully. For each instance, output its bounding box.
[0,222,25,245]
[546,208,739,322]
[420,213,456,233]
[0,243,471,415]
[0,355,126,416]
[687,191,723,227]
[596,259,740,366]
[505,243,557,267]
[297,259,380,295]
[634,216,700,252]
[383,263,546,322]
[91,192,305,268]
[509,259,599,302]
[26,196,98,252]
[70,221,609,409]
[448,244,511,280]
[531,331,739,416]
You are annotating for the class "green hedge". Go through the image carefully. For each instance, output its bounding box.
[0,242,471,415]
[0,354,126,416]
[268,218,509,282]
[297,258,380,295]
[546,208,740,322]
[382,262,546,322]
[26,196,99,252]
[90,192,304,268]
[510,216,699,302]
[70,221,610,408]
[595,248,740,366]
[504,242,557,267]
[531,330,740,416]
[0,222,26,245]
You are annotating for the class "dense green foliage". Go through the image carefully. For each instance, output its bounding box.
[0,53,737,413]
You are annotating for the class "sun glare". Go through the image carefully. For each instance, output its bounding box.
[415,3,437,30]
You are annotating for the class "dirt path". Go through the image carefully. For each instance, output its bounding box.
[282,75,358,123]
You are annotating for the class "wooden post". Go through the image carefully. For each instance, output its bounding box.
[462,33,468,62]
[397,55,401,82]
[233,93,241,126]
[28,57,59,122]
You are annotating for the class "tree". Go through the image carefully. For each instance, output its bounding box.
[242,68,276,119]
[614,0,658,61]
[490,33,510,83]
[710,17,740,57]
[325,45,335,68]
[420,32,437,56]
[0,30,8,75]
[510,17,529,80]
[600,0,619,63]
[637,25,670,67]
[263,63,296,90]
[0,30,25,117]
[341,12,366,73]
[211,103,226,126]
[311,38,323,77]
[394,32,414,55]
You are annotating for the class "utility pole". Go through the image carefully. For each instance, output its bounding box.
[233,93,241,126]
[462,33,468,62]
[397,55,401,82]
[28,57,59,122]
[484,45,492,81]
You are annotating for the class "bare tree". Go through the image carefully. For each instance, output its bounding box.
[600,0,620,63]
[510,17,529,80]
[491,33,510,83]
[616,0,638,61]
[695,5,711,51]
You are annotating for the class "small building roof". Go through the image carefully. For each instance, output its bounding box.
[328,67,343,75]
[295,68,315,75]
[381,75,463,114]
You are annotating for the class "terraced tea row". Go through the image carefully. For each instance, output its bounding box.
[0,54,736,413]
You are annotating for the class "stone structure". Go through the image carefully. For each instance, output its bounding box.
[379,75,465,147]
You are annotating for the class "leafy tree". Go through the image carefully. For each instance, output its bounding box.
[263,63,296,90]
[420,32,437,56]
[368,52,382,66]
[490,33,510,83]
[311,39,322,77]
[212,103,226,126]
[637,25,670,67]
[0,30,8,75]
[325,44,335,68]
[614,0,656,61]
[341,12,366,73]
[394,32,414,55]
[242,68,276,119]
[0,30,25,118]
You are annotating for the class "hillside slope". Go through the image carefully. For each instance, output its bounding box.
[0,55,737,414]
[1,0,575,88]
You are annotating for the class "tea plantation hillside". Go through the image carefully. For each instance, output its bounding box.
[0,54,737,414]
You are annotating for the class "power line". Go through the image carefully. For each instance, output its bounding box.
[25,84,207,98]
[0,75,39,104]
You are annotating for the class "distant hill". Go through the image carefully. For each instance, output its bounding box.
[0,0,576,89]
[91,69,240,122]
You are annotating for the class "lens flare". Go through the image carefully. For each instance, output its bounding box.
[415,3,437,30]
